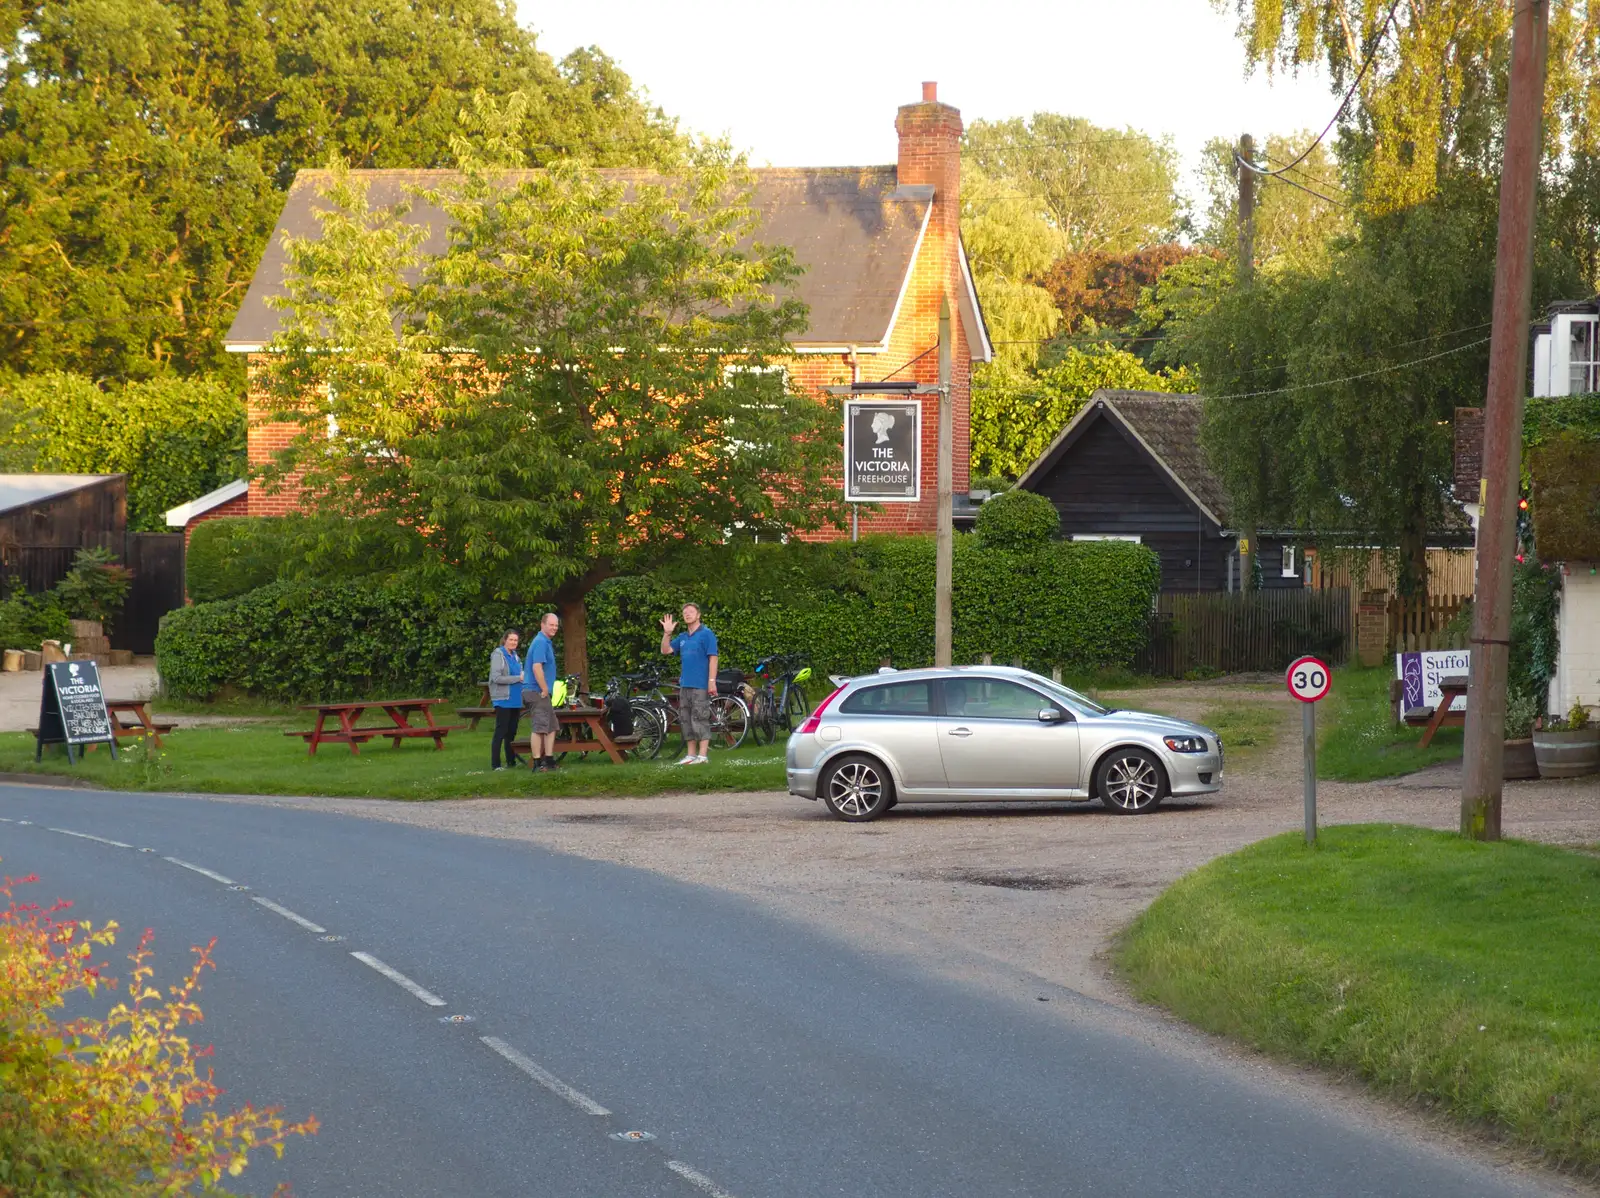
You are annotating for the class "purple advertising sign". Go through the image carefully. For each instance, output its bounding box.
[1396,650,1470,715]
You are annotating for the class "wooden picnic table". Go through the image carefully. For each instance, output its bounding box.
[1417,674,1469,749]
[513,705,637,765]
[288,698,465,756]
[107,699,176,748]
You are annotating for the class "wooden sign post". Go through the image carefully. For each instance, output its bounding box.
[36,660,117,763]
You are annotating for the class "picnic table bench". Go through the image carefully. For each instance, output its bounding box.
[1415,674,1469,749]
[29,698,177,753]
[512,705,639,765]
[457,682,496,731]
[288,698,465,756]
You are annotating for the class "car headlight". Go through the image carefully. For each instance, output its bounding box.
[1163,735,1207,753]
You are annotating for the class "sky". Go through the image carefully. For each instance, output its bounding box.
[520,0,1337,206]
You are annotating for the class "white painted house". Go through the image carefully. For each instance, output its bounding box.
[1528,303,1600,718]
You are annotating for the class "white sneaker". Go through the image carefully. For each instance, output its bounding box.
[674,754,696,766]
[692,755,709,764]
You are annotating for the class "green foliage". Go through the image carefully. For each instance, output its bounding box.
[185,516,425,603]
[1117,824,1600,1176]
[260,132,848,673]
[0,0,680,381]
[157,539,1161,701]
[1511,560,1561,713]
[0,589,70,650]
[1194,132,1348,268]
[971,345,1193,479]
[0,373,245,530]
[973,489,1059,550]
[1529,434,1600,562]
[55,548,133,627]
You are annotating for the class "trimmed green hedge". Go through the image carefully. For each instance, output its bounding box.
[186,515,425,603]
[157,536,1160,701]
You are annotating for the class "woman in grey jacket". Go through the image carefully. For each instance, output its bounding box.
[488,630,525,770]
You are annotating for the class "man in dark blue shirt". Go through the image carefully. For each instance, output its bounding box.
[525,612,561,772]
[660,602,718,765]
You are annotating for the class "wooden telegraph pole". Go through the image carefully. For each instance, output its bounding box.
[935,295,953,667]
[1236,133,1257,589]
[1462,0,1549,840]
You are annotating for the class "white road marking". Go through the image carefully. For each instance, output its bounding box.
[479,1036,611,1116]
[350,951,447,1007]
[164,857,236,885]
[666,1160,740,1198]
[48,827,133,849]
[251,897,326,933]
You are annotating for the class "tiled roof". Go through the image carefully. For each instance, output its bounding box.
[1100,392,1231,524]
[226,167,937,352]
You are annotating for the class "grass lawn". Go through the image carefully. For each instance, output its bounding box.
[1117,825,1600,1176]
[0,723,788,800]
[1318,664,1463,781]
[1198,701,1283,768]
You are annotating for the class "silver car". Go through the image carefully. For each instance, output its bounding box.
[785,666,1222,822]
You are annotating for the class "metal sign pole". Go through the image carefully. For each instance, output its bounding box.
[1304,701,1317,845]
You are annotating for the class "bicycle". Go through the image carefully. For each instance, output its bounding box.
[551,673,666,762]
[749,654,813,743]
[620,666,750,751]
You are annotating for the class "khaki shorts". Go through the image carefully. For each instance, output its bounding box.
[679,687,712,741]
[526,690,559,735]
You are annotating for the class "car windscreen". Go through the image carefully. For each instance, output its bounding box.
[1026,674,1110,716]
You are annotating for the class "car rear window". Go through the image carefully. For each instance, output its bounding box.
[838,680,933,716]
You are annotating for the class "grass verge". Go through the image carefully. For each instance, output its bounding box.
[0,724,786,799]
[1318,664,1463,781]
[1198,701,1283,768]
[1116,825,1600,1176]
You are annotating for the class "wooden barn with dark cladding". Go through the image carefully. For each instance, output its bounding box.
[0,475,126,555]
[1015,391,1304,592]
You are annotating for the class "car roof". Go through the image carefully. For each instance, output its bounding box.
[842,665,1049,686]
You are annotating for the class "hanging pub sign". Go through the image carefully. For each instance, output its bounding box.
[37,660,117,763]
[843,398,922,503]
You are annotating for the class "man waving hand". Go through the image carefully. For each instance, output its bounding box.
[661,603,718,766]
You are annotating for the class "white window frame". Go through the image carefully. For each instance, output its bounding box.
[1071,533,1141,543]
[1282,546,1298,577]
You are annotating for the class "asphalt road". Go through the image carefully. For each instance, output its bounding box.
[0,783,1569,1198]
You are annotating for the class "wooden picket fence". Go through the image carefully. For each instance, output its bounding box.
[1136,589,1351,679]
[1387,593,1470,653]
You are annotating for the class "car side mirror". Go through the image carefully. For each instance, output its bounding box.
[1038,707,1065,723]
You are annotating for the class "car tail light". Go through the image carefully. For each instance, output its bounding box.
[797,686,845,735]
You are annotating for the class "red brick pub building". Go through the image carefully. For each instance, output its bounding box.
[171,84,992,539]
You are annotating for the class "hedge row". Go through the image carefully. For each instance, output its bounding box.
[156,537,1160,701]
[186,515,425,603]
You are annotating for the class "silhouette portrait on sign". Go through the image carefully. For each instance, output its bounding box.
[871,412,895,444]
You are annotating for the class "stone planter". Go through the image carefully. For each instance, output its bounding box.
[1503,737,1540,781]
[1533,729,1600,779]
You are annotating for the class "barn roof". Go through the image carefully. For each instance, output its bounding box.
[0,475,123,515]
[225,167,990,358]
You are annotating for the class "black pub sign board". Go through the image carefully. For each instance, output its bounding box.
[843,399,922,503]
[37,660,117,763]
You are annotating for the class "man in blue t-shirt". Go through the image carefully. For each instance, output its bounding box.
[524,612,561,772]
[660,602,718,765]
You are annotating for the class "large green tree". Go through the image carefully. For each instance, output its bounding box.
[1195,132,1350,268]
[0,0,679,382]
[260,109,848,679]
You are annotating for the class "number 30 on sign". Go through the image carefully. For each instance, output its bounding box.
[1286,656,1331,703]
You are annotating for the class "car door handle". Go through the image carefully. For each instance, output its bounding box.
[947,727,973,738]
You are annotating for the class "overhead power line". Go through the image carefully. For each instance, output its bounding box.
[1206,336,1491,400]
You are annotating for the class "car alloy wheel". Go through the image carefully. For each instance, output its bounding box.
[822,755,892,822]
[1098,749,1165,814]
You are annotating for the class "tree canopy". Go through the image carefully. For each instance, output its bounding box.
[1195,132,1350,268]
[0,0,680,382]
[260,106,847,676]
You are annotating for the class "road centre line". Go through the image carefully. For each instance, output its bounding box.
[351,951,448,1007]
[48,827,133,849]
[666,1160,740,1198]
[252,896,327,933]
[479,1036,612,1116]
[164,857,236,885]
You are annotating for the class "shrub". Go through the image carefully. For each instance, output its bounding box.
[54,547,134,627]
[158,537,1162,700]
[0,588,70,650]
[0,867,316,1194]
[186,516,426,603]
[973,489,1060,551]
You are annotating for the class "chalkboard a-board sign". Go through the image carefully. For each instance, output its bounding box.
[37,660,117,763]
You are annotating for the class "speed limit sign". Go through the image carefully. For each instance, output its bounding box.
[1286,656,1331,703]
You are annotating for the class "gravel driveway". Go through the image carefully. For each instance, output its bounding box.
[209,680,1600,1007]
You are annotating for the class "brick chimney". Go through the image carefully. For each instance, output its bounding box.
[896,81,962,242]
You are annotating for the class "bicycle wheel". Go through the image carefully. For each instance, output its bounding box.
[629,701,666,759]
[781,684,809,732]
[710,694,750,749]
[628,706,664,760]
[750,690,776,745]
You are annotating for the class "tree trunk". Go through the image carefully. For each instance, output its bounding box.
[559,596,588,690]
[1397,503,1430,604]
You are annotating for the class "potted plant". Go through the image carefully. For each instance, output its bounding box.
[1532,700,1600,779]
[55,547,133,649]
[1503,689,1540,781]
